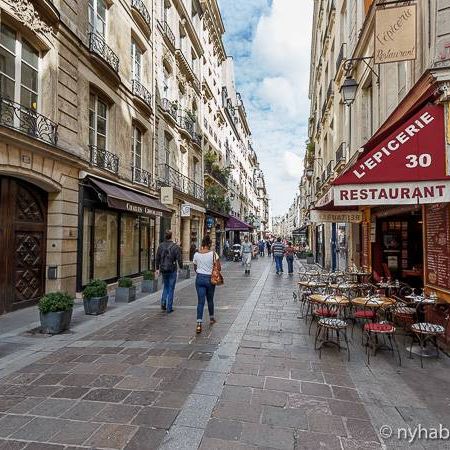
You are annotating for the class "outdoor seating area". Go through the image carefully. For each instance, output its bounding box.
[295,265,450,367]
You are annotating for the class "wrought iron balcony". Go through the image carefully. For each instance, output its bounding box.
[178,114,195,136]
[161,98,178,121]
[192,132,202,147]
[89,33,119,74]
[132,166,156,188]
[336,42,346,74]
[131,0,151,32]
[89,145,119,174]
[0,97,58,146]
[132,79,152,109]
[158,163,204,201]
[335,142,346,167]
[205,163,228,187]
[159,20,175,49]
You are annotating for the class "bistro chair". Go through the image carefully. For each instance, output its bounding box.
[350,296,378,342]
[314,317,350,361]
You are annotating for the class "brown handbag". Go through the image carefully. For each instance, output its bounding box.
[211,252,224,286]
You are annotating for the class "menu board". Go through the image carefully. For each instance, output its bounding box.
[362,221,370,268]
[425,203,450,293]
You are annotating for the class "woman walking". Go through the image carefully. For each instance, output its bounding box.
[285,241,295,275]
[193,235,217,334]
[241,235,253,275]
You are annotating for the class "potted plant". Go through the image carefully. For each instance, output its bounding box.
[142,270,159,293]
[306,252,315,265]
[39,292,74,334]
[180,264,190,279]
[115,277,136,303]
[82,279,108,315]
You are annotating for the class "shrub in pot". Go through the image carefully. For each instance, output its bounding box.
[180,264,190,279]
[141,270,159,293]
[39,292,74,334]
[306,252,315,264]
[115,277,136,303]
[83,279,108,315]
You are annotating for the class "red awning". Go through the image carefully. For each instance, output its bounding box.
[332,103,450,207]
[225,216,253,231]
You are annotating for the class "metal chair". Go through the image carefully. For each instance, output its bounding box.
[315,317,350,361]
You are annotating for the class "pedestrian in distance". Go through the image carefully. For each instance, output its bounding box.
[241,235,253,275]
[285,241,295,275]
[155,230,183,313]
[266,240,272,257]
[258,239,265,256]
[193,235,217,334]
[272,237,285,275]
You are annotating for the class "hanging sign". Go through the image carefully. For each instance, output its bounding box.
[161,186,174,205]
[180,203,191,217]
[374,4,417,64]
[310,210,363,223]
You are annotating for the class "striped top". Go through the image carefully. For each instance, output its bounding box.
[272,242,285,257]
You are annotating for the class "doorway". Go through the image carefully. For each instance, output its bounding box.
[0,177,47,314]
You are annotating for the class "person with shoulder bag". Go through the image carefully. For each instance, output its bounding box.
[155,230,182,314]
[193,235,222,334]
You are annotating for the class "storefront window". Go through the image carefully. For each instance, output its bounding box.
[120,214,139,276]
[140,217,150,272]
[82,208,93,285]
[94,210,118,280]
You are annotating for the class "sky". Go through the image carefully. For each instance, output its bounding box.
[217,0,314,217]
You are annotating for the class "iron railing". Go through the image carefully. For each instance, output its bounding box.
[0,97,58,145]
[159,20,175,48]
[89,33,119,73]
[132,166,156,188]
[335,142,346,166]
[192,132,202,147]
[161,98,178,121]
[89,145,119,174]
[178,114,195,136]
[205,162,228,186]
[336,42,346,73]
[158,163,204,201]
[131,0,151,29]
[132,79,152,108]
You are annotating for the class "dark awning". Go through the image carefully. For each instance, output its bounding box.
[292,225,308,235]
[225,216,253,231]
[89,177,172,217]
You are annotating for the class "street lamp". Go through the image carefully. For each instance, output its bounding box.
[340,77,358,106]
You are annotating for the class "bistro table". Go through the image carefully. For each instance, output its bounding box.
[351,296,396,309]
[298,281,327,289]
[309,294,350,306]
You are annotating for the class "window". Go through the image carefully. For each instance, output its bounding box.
[93,210,118,280]
[131,40,142,81]
[88,0,106,36]
[89,93,108,150]
[132,125,142,169]
[120,215,140,276]
[0,23,39,109]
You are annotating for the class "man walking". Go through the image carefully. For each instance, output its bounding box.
[156,230,183,313]
[272,237,285,275]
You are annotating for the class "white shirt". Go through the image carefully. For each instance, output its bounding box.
[193,251,215,275]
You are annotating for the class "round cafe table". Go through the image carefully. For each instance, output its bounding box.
[351,296,396,309]
[298,281,327,289]
[309,294,350,307]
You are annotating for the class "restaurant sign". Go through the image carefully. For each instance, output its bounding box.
[334,181,450,206]
[310,210,363,223]
[108,198,163,217]
[374,4,416,64]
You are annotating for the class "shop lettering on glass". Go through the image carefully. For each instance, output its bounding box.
[374,4,417,64]
[125,202,163,217]
[352,111,434,180]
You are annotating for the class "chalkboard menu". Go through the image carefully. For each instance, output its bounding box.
[425,203,450,293]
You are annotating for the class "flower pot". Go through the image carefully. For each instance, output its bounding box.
[142,279,159,293]
[115,286,137,303]
[83,295,108,315]
[306,255,315,264]
[40,309,73,334]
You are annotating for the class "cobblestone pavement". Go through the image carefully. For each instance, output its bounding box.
[0,258,449,449]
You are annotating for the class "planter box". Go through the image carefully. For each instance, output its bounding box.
[83,295,108,315]
[306,256,315,264]
[40,309,73,334]
[180,268,190,279]
[115,286,137,303]
[142,279,159,293]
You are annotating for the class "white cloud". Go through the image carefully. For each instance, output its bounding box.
[284,151,304,179]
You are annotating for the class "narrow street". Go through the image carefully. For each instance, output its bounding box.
[0,258,449,449]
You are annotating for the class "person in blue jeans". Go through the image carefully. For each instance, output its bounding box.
[272,237,285,275]
[193,235,217,334]
[155,230,182,313]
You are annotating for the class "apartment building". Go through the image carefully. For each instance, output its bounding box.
[304,0,450,301]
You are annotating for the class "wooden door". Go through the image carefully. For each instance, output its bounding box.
[0,177,47,314]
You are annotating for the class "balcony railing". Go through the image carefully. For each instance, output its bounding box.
[336,42,346,74]
[0,97,58,146]
[132,166,156,188]
[335,142,346,166]
[159,20,175,49]
[161,98,178,121]
[178,114,195,136]
[89,33,119,74]
[132,79,152,108]
[192,132,202,147]
[158,163,204,201]
[89,145,119,174]
[131,0,151,30]
[205,162,228,186]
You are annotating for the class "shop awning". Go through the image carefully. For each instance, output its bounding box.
[89,177,172,217]
[225,216,253,231]
[292,225,308,235]
[332,103,450,207]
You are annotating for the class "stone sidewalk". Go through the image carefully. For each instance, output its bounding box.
[0,257,449,449]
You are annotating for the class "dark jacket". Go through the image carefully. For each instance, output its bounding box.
[156,240,183,272]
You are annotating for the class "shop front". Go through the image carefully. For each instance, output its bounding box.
[77,177,171,289]
[332,102,450,301]
[225,216,253,245]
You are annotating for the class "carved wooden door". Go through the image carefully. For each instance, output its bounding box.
[0,177,47,314]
